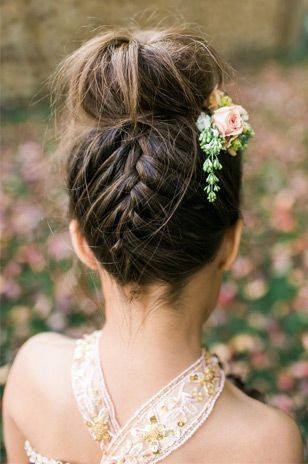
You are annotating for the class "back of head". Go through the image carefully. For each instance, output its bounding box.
[55,26,242,301]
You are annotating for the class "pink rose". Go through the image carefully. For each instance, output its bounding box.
[212,105,247,138]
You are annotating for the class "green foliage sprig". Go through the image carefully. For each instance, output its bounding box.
[199,125,223,203]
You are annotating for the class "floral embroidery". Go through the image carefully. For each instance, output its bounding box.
[70,331,225,464]
[86,413,112,443]
[71,331,118,451]
[100,353,224,464]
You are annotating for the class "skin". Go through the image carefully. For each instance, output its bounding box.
[3,219,304,463]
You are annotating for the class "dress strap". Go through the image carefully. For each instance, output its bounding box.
[72,331,225,464]
[71,331,118,451]
[100,352,225,464]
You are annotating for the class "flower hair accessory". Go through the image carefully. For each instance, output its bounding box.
[196,88,254,203]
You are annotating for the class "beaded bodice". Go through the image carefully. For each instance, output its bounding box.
[25,330,225,464]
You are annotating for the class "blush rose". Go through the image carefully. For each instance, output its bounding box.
[212,105,248,138]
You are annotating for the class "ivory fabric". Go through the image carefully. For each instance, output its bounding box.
[25,331,225,464]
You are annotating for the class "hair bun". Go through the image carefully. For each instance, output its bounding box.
[57,27,229,124]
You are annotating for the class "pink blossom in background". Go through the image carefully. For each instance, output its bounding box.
[47,231,72,260]
[0,277,21,299]
[10,202,43,235]
[218,282,237,307]
[16,244,45,271]
[290,361,308,379]
[277,372,295,391]
[18,140,44,183]
[270,394,294,414]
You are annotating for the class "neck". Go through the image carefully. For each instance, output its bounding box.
[98,265,222,372]
[102,299,204,369]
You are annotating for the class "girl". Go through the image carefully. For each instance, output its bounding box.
[3,27,303,464]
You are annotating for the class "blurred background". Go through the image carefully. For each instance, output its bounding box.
[1,0,308,459]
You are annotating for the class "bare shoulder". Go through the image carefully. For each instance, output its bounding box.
[202,379,304,463]
[243,392,303,463]
[4,332,76,434]
[256,403,304,463]
[6,331,75,388]
[17,330,74,351]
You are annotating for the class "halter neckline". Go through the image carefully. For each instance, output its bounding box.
[95,329,207,434]
[95,332,121,434]
[71,330,225,464]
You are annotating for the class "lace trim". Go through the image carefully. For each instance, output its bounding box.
[24,440,70,464]
[71,331,118,448]
[101,354,224,464]
[71,331,225,464]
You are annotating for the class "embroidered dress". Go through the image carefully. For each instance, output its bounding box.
[24,331,225,464]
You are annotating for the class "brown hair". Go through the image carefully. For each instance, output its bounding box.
[55,27,242,302]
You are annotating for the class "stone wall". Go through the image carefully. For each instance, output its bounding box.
[1,0,306,103]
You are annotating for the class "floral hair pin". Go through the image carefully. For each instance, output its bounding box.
[196,88,254,203]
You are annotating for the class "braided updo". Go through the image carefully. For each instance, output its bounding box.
[56,27,242,301]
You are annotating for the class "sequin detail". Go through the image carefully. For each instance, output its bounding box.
[24,440,70,464]
[71,331,225,464]
[71,331,119,450]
